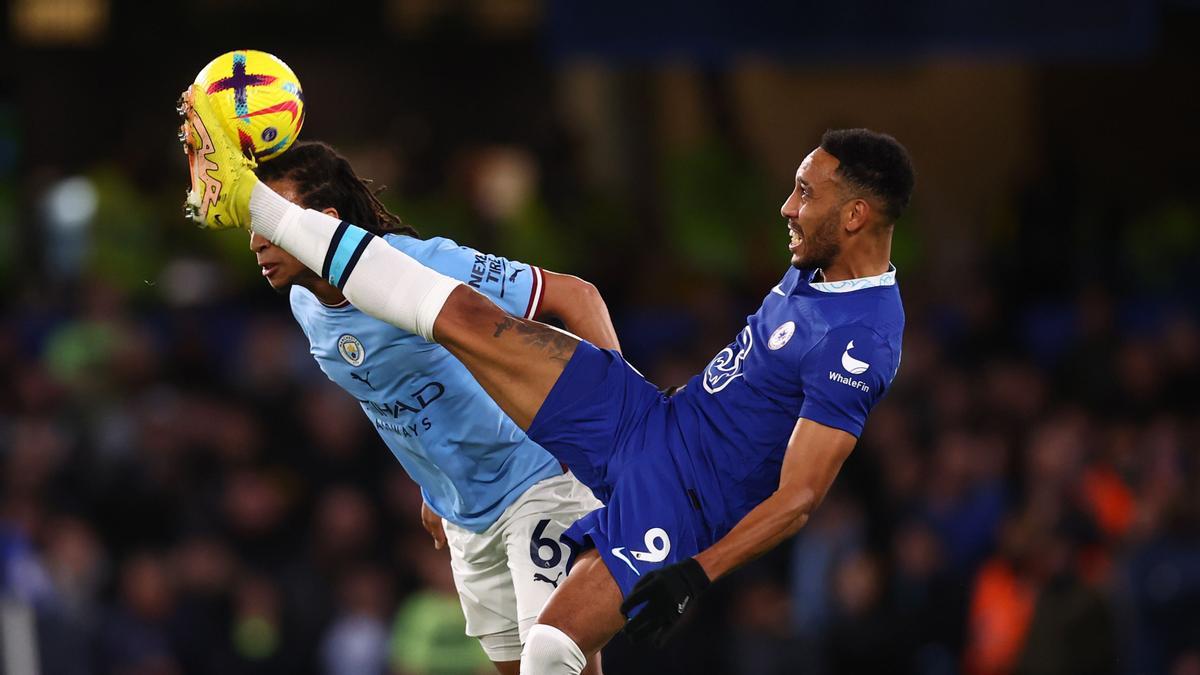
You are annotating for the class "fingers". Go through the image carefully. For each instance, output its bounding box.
[420,502,446,550]
[422,521,443,549]
[619,588,650,617]
[624,612,666,645]
[623,601,681,647]
[619,571,659,616]
[431,520,447,550]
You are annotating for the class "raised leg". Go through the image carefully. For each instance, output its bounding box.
[245,190,581,431]
[434,285,579,430]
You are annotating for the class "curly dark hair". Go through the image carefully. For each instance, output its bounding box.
[820,128,915,222]
[255,141,419,238]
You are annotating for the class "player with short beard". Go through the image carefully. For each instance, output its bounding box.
[247,140,609,675]
[181,88,912,673]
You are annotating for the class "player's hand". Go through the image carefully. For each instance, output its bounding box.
[420,501,447,550]
[619,557,710,646]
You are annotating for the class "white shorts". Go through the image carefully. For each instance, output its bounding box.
[443,471,601,662]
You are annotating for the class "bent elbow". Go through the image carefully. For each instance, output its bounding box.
[541,275,603,320]
[780,488,817,532]
[576,279,603,308]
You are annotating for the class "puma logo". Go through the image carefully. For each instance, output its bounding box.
[533,572,563,588]
[509,267,525,282]
[350,371,375,390]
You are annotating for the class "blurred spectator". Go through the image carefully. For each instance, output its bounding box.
[787,494,865,674]
[388,539,490,675]
[826,551,902,674]
[98,552,181,675]
[727,576,795,675]
[0,495,54,605]
[227,573,286,674]
[890,518,962,675]
[38,516,106,675]
[921,430,1008,576]
[168,534,235,675]
[1014,527,1118,675]
[322,563,393,675]
[964,515,1040,675]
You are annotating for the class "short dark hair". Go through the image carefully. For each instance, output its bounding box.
[820,128,915,222]
[255,141,418,238]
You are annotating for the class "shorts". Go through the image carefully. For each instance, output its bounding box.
[526,342,716,604]
[442,471,601,661]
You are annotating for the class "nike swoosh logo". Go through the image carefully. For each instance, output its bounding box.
[771,284,786,296]
[610,547,640,576]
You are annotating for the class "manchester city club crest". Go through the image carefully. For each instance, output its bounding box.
[337,334,365,366]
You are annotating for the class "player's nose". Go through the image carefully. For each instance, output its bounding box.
[780,194,794,219]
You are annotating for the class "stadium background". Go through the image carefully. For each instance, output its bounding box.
[2,1,1199,673]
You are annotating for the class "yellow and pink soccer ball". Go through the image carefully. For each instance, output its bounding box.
[192,50,305,162]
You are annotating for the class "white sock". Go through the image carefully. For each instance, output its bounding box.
[521,624,586,675]
[248,181,299,244]
[248,182,462,340]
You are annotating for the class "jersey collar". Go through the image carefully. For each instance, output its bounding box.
[807,264,897,293]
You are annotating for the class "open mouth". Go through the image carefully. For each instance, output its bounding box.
[260,262,279,279]
[788,224,804,253]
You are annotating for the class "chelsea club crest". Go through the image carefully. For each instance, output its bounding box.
[768,321,796,350]
[337,334,365,366]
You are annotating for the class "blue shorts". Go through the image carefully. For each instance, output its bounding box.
[526,342,714,601]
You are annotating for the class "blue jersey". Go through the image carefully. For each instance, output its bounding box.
[527,263,904,598]
[671,264,904,531]
[290,235,560,533]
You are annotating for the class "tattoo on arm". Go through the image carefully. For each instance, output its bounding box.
[493,317,577,363]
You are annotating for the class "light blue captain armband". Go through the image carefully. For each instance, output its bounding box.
[321,221,375,290]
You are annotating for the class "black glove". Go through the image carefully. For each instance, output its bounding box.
[619,557,710,646]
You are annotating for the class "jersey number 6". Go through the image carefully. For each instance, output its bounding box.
[529,519,563,569]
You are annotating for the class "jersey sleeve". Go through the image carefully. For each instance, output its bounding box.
[385,235,543,318]
[797,324,895,437]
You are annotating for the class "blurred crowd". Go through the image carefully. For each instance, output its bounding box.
[3,6,1200,671]
[1,155,1198,675]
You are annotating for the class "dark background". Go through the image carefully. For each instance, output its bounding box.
[1,1,1199,674]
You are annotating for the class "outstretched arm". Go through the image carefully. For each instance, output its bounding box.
[537,271,621,353]
[619,417,856,645]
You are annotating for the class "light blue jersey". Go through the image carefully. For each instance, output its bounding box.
[290,234,560,533]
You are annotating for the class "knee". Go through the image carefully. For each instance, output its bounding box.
[521,623,586,675]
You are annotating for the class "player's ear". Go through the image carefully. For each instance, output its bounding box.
[322,207,340,219]
[843,198,871,233]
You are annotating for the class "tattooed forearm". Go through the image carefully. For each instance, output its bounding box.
[492,317,577,362]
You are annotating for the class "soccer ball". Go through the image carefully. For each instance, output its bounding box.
[192,50,305,162]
